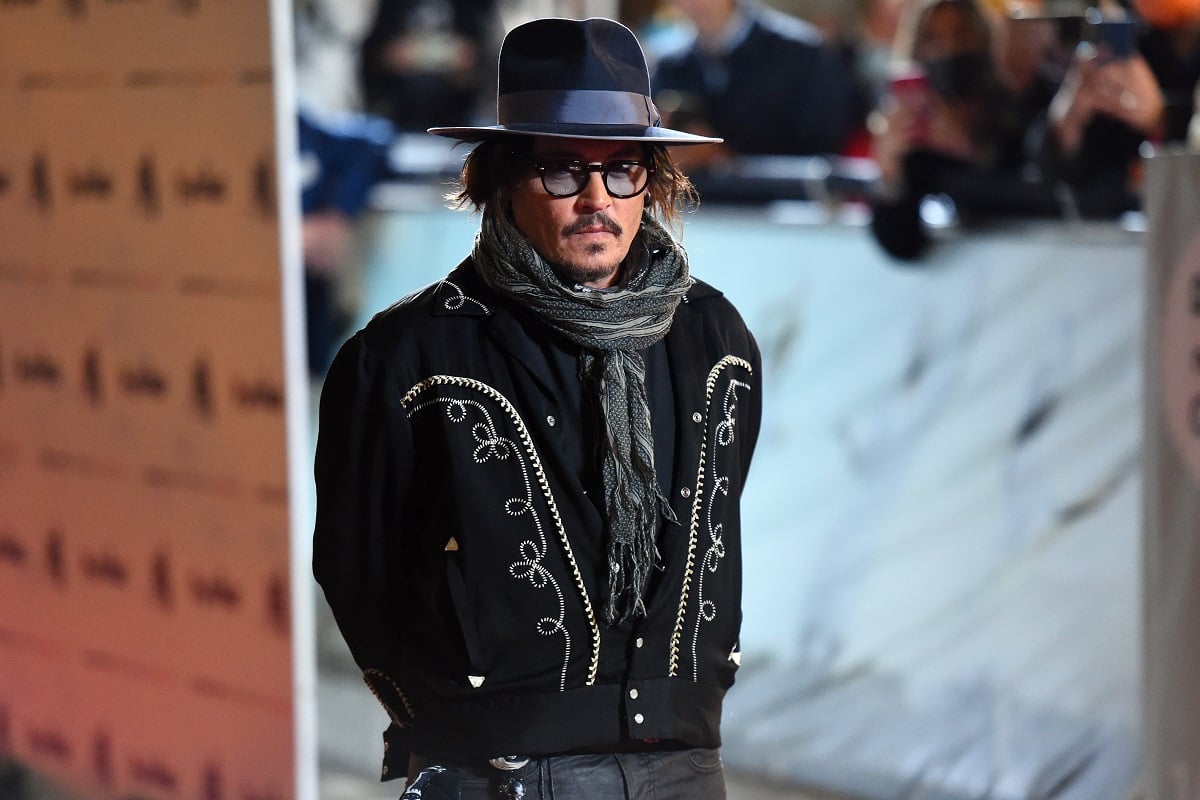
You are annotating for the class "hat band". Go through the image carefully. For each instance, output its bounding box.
[498,89,661,129]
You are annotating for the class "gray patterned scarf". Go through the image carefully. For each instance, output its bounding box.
[473,211,693,625]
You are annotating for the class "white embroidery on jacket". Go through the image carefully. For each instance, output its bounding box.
[440,280,490,314]
[363,667,416,726]
[669,355,753,679]
[402,375,601,689]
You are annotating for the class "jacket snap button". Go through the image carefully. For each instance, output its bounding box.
[635,637,644,648]
[680,487,691,498]
[546,415,556,427]
[692,412,703,423]
[634,713,645,724]
[629,688,639,699]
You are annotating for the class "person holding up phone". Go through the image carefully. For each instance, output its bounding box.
[1048,10,1166,157]
[1042,0,1200,214]
[867,0,1062,260]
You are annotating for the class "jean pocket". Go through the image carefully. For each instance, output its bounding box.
[685,747,723,774]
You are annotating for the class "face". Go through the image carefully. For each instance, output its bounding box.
[509,137,648,290]
[915,2,989,63]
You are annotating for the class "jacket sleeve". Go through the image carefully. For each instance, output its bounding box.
[312,331,415,729]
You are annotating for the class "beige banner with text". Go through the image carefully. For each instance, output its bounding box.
[0,2,311,798]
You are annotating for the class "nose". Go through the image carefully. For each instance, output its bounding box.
[575,171,611,212]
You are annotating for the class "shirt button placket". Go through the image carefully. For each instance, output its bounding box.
[628,635,646,730]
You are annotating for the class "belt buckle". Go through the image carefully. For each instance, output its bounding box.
[488,755,530,799]
[488,755,530,771]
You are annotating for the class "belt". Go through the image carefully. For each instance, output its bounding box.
[408,754,529,781]
[406,756,533,800]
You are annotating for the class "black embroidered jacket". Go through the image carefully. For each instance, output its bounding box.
[313,258,761,775]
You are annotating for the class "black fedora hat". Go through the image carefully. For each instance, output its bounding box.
[427,17,721,145]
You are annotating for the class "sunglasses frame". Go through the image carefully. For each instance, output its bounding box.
[527,158,655,199]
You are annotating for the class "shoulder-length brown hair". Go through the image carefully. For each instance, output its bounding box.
[446,137,698,228]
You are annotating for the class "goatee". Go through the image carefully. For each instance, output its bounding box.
[553,253,622,287]
[554,212,626,287]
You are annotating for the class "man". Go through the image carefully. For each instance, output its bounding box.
[651,0,861,158]
[313,17,761,800]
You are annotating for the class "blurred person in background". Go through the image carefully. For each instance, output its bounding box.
[750,1,893,97]
[294,0,380,114]
[649,0,862,167]
[1137,0,1200,136]
[777,0,909,156]
[359,0,502,132]
[1002,6,1073,106]
[1040,0,1200,214]
[854,0,911,106]
[867,0,1063,260]
[298,104,393,377]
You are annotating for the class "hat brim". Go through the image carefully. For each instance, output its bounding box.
[426,123,722,145]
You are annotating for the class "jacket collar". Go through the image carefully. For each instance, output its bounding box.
[434,259,561,399]
[430,259,493,318]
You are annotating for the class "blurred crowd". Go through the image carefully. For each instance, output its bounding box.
[291,0,1200,369]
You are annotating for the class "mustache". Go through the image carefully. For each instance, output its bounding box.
[563,213,622,237]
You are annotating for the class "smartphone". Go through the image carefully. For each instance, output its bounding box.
[888,67,932,143]
[889,68,930,101]
[1088,16,1137,60]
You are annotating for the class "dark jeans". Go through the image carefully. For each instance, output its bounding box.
[451,749,726,800]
